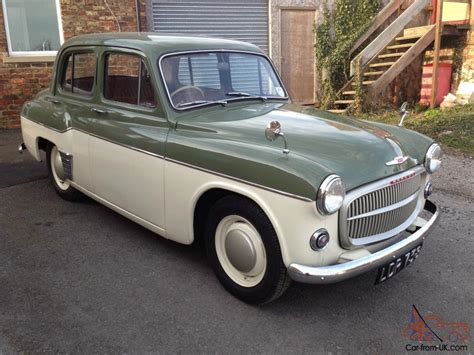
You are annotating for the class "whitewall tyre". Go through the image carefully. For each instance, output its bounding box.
[46,143,81,201]
[205,195,291,304]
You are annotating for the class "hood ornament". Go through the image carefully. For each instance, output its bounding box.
[398,101,409,127]
[385,156,409,166]
[265,121,289,154]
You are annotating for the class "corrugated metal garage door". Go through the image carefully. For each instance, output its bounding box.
[151,0,269,53]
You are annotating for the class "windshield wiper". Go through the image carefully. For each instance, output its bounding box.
[177,100,227,108]
[226,92,268,101]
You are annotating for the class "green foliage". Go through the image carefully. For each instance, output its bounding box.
[359,104,474,155]
[314,0,381,108]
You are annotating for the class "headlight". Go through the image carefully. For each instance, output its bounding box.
[425,144,443,173]
[316,175,345,215]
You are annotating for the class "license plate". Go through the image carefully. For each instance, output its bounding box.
[375,243,423,284]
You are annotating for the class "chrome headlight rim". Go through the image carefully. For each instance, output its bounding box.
[316,174,346,215]
[424,143,443,174]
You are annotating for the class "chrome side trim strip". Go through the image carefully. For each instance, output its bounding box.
[347,190,420,221]
[22,116,313,202]
[288,200,439,284]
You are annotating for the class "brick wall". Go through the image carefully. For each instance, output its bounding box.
[0,0,147,128]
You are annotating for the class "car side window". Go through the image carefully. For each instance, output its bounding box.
[104,53,157,108]
[61,52,96,96]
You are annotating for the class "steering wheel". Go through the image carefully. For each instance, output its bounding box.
[170,85,205,100]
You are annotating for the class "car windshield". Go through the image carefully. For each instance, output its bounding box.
[159,51,288,109]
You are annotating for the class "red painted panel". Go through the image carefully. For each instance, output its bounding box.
[419,63,452,106]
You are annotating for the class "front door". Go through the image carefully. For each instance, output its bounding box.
[280,9,316,104]
[88,48,169,229]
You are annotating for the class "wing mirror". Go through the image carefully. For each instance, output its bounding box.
[265,121,289,154]
[398,102,409,127]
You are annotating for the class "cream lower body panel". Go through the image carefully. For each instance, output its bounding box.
[21,116,93,191]
[88,134,165,228]
[164,161,347,267]
[71,182,166,237]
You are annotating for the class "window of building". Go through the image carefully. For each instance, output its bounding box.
[104,53,157,108]
[2,0,64,56]
[61,52,96,96]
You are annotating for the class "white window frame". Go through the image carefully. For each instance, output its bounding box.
[2,0,64,57]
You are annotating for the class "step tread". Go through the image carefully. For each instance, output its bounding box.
[334,99,355,104]
[378,52,404,58]
[387,43,415,49]
[328,109,346,114]
[363,71,384,76]
[396,34,422,41]
[342,90,356,95]
[370,61,397,68]
[352,80,376,85]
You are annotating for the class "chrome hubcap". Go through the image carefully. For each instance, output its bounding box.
[215,215,266,287]
[51,146,70,190]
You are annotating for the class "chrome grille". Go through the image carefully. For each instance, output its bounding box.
[339,167,425,248]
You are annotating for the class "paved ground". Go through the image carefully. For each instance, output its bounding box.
[0,129,473,353]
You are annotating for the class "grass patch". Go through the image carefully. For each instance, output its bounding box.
[358,104,474,156]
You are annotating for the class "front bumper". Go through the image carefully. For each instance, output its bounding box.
[18,142,27,154]
[288,200,439,284]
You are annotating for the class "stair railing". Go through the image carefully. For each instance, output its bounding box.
[349,0,406,57]
[350,0,431,76]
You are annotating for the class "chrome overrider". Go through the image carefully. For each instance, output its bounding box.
[288,200,438,284]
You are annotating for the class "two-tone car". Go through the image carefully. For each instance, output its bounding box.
[19,33,441,304]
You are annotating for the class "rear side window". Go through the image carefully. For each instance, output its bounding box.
[61,52,96,96]
[104,53,157,108]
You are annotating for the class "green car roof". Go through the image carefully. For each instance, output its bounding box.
[62,32,264,56]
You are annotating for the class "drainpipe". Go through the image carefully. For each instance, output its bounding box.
[136,0,142,32]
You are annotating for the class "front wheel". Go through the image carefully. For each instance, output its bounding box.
[46,143,82,201]
[204,195,291,304]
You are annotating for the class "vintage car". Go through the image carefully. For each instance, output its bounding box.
[19,33,441,304]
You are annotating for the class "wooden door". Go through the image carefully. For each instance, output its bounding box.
[281,9,316,104]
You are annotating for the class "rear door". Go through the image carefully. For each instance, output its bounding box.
[88,48,169,229]
[55,48,98,191]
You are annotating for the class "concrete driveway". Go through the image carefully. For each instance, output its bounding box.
[0,129,473,353]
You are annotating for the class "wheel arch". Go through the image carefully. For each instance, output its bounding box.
[190,182,288,263]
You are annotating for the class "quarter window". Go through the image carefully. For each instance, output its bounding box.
[104,53,157,108]
[61,52,96,96]
[2,0,63,56]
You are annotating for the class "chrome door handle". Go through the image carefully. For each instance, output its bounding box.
[91,108,108,114]
[46,97,61,105]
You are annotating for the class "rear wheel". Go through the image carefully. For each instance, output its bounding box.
[204,195,291,304]
[46,143,81,201]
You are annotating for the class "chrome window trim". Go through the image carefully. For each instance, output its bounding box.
[157,49,289,112]
[339,165,426,249]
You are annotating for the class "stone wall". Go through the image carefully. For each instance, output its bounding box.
[0,0,146,128]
